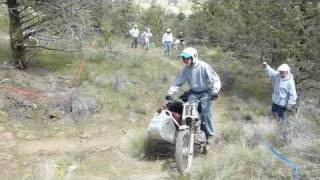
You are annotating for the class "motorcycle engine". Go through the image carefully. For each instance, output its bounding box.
[195,130,207,144]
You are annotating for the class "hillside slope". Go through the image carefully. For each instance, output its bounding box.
[1,41,320,179]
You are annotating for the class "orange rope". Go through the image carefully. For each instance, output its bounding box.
[72,42,96,87]
[73,51,88,86]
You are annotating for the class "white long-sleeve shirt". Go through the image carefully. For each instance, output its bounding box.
[265,64,297,107]
[162,32,173,44]
[129,28,139,38]
[141,31,153,40]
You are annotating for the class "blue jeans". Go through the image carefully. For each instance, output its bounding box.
[164,41,172,56]
[272,103,286,121]
[188,92,214,137]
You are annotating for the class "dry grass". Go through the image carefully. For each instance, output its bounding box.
[192,144,292,180]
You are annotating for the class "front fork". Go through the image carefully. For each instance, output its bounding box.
[188,120,196,155]
[179,125,195,156]
[189,133,195,155]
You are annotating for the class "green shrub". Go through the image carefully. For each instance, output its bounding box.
[0,47,10,64]
[36,50,79,73]
[0,6,9,32]
[139,4,165,42]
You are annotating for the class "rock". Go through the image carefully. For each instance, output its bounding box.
[26,134,36,140]
[71,96,98,117]
[112,73,130,92]
[95,75,112,87]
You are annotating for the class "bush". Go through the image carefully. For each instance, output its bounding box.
[192,144,291,180]
[123,129,152,159]
[0,48,10,64]
[0,6,9,32]
[35,50,79,73]
[216,121,244,145]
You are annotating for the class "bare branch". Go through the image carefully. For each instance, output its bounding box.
[23,28,46,40]
[20,14,43,26]
[20,9,42,20]
[25,45,81,52]
[22,13,61,32]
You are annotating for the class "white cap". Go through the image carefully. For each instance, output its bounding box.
[166,28,171,32]
[277,64,290,72]
[134,24,138,27]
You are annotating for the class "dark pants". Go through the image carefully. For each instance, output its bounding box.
[131,37,138,48]
[272,103,286,121]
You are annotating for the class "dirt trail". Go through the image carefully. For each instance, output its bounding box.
[11,131,176,180]
[16,134,116,155]
[14,96,227,153]
[9,96,228,180]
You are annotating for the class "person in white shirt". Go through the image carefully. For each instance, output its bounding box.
[129,24,139,48]
[162,28,174,56]
[141,28,153,50]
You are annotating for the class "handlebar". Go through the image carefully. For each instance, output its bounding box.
[165,95,209,104]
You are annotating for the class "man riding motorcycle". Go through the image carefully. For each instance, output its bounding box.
[167,47,221,139]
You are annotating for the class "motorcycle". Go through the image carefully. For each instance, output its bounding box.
[148,95,208,175]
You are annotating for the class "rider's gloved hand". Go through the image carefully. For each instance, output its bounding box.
[165,95,173,101]
[209,91,219,100]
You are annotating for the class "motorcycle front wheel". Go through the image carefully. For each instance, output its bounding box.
[175,129,193,175]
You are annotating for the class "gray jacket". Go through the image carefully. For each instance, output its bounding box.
[168,59,221,95]
[265,65,297,107]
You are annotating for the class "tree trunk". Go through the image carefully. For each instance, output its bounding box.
[7,0,26,69]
